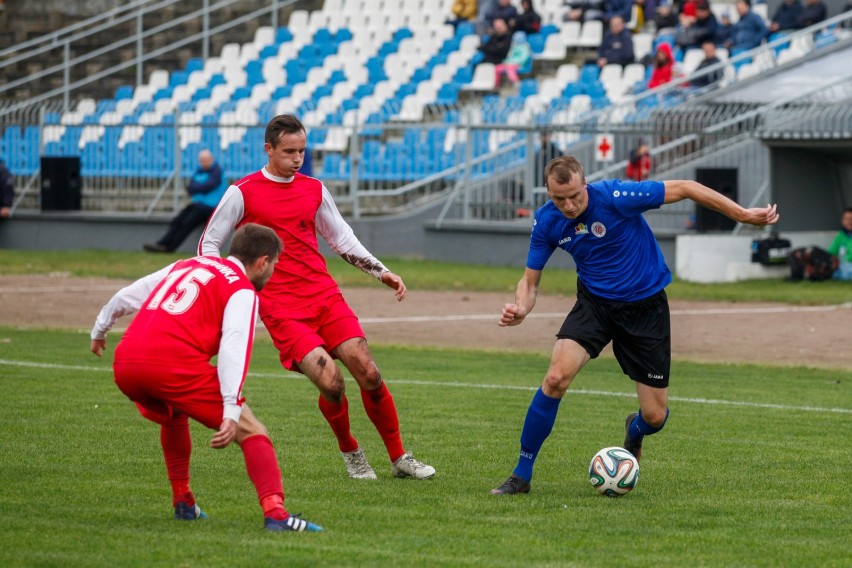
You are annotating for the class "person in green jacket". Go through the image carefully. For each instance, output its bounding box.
[495,31,532,86]
[828,208,852,281]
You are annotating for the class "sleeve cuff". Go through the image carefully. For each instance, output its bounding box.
[223,404,242,423]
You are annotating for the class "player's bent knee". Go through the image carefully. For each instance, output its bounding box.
[642,407,670,430]
[542,372,573,397]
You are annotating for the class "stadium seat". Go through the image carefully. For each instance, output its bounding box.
[462,63,497,91]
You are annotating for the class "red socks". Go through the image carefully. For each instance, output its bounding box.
[360,382,404,463]
[318,394,359,453]
[241,434,287,520]
[160,414,194,507]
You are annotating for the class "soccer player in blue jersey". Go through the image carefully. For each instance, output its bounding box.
[491,155,780,495]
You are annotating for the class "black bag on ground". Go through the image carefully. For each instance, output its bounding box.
[751,236,791,266]
[787,246,838,281]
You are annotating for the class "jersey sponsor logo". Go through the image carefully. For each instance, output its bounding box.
[591,222,606,238]
[558,236,572,245]
[574,223,589,235]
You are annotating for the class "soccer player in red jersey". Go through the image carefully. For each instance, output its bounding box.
[199,114,435,480]
[90,223,322,532]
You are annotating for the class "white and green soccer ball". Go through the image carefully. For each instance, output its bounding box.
[589,446,639,497]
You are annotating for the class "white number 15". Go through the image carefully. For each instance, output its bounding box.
[146,267,215,315]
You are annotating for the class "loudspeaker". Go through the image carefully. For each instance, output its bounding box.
[695,168,738,233]
[40,156,81,211]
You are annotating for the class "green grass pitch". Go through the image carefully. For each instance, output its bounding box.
[0,327,849,567]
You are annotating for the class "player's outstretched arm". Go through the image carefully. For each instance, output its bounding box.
[663,180,780,226]
[380,271,406,301]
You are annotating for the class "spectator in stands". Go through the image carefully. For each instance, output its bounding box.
[563,0,607,23]
[0,159,13,218]
[478,18,513,64]
[653,0,679,35]
[795,0,827,28]
[597,16,636,67]
[495,31,533,86]
[648,41,676,88]
[716,10,734,43]
[691,40,723,87]
[727,0,768,53]
[144,149,227,253]
[769,0,803,33]
[516,0,543,34]
[447,0,479,28]
[485,0,519,30]
[607,0,635,24]
[676,0,719,50]
[625,140,652,181]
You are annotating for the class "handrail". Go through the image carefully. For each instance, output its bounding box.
[0,0,155,60]
[0,0,298,118]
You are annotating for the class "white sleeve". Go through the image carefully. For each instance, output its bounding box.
[199,185,244,257]
[316,183,389,280]
[90,264,175,340]
[217,288,257,423]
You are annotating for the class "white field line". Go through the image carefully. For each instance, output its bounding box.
[1,359,848,415]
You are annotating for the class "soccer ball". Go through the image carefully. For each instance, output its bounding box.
[589,446,639,497]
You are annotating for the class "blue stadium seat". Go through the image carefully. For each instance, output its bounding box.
[114,85,133,100]
[275,27,293,44]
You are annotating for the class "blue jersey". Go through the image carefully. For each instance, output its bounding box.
[526,179,671,302]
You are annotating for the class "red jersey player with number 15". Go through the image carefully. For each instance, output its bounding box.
[199,114,435,481]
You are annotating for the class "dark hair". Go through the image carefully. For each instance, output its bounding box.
[229,223,282,264]
[265,114,305,148]
[844,207,852,215]
[544,155,585,188]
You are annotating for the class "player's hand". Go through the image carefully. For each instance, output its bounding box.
[210,418,238,449]
[742,203,780,226]
[90,339,106,357]
[381,272,407,301]
[499,303,527,327]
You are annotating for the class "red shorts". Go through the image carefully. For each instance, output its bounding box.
[261,293,365,372]
[113,358,224,430]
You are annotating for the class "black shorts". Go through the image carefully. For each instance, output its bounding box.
[557,280,671,388]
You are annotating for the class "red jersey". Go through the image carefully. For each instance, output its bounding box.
[91,256,258,422]
[199,168,388,317]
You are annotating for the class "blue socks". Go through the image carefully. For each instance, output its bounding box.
[513,388,561,482]
[627,407,670,443]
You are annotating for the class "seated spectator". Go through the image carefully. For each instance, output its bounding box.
[516,0,542,34]
[495,31,532,85]
[606,0,634,23]
[769,0,803,33]
[625,140,652,181]
[447,0,479,28]
[795,0,826,28]
[716,11,733,43]
[691,40,723,87]
[563,0,607,22]
[676,0,719,50]
[478,18,513,64]
[143,150,227,253]
[727,0,768,53]
[648,41,676,88]
[597,15,636,67]
[653,0,679,34]
[485,0,519,30]
[629,0,651,33]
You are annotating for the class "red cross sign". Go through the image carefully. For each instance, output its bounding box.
[595,134,614,162]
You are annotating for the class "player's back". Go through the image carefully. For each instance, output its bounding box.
[116,256,253,367]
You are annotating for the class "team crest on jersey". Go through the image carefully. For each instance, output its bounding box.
[591,221,606,237]
[574,223,589,235]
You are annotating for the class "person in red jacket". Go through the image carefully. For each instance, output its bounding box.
[625,140,652,181]
[648,41,676,88]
